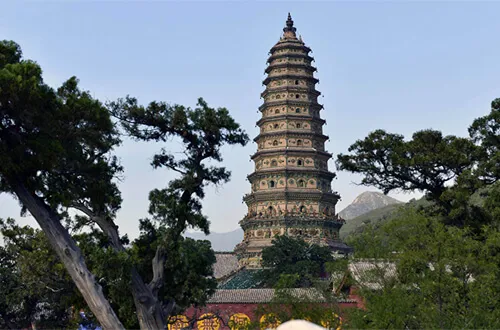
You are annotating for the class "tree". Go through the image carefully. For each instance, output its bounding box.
[108,94,248,328]
[344,209,500,329]
[131,219,217,315]
[338,98,500,328]
[0,40,125,329]
[260,236,335,288]
[0,218,86,329]
[0,40,248,328]
[0,218,218,329]
[336,98,500,229]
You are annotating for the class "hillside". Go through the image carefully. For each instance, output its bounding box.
[184,228,243,252]
[338,191,403,220]
[340,197,433,239]
[340,203,403,239]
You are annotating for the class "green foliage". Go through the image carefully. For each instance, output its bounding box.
[0,218,84,329]
[0,218,219,329]
[337,98,499,229]
[110,96,249,236]
[345,209,500,329]
[469,98,500,184]
[0,40,248,328]
[108,90,248,325]
[132,219,217,312]
[340,98,500,328]
[0,40,122,214]
[339,203,402,239]
[336,129,477,199]
[260,236,334,288]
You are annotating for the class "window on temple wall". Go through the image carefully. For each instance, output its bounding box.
[295,94,300,99]
[269,180,275,188]
[297,159,303,166]
[296,123,301,128]
[274,123,279,129]
[297,179,305,187]
[299,205,306,213]
[273,140,279,146]
[275,109,280,114]
[295,80,299,85]
[296,108,301,113]
[271,160,278,167]
[297,139,303,146]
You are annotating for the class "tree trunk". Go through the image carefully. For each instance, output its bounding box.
[9,181,125,330]
[78,208,166,329]
[131,270,166,329]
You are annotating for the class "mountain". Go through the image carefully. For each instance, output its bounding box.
[340,196,433,239]
[339,203,402,239]
[338,191,403,220]
[184,228,243,252]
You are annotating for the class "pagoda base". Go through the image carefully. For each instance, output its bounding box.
[234,236,352,269]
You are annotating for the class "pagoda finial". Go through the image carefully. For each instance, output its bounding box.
[283,12,297,35]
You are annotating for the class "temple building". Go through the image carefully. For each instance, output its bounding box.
[235,14,350,266]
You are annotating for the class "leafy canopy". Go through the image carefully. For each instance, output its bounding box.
[260,235,335,288]
[340,98,500,329]
[337,98,500,229]
[0,39,248,329]
[345,208,500,329]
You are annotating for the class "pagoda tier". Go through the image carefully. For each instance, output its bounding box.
[235,14,350,266]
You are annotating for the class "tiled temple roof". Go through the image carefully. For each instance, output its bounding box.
[348,259,397,290]
[208,288,357,304]
[218,269,262,289]
[213,253,240,279]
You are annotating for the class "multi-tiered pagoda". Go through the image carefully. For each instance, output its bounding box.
[235,14,350,266]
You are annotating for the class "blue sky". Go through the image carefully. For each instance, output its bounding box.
[1,1,499,237]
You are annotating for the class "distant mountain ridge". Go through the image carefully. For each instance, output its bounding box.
[184,228,243,252]
[338,191,403,220]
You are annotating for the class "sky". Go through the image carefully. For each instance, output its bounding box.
[1,1,499,239]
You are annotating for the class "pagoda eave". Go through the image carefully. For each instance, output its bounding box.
[256,115,325,127]
[239,217,345,230]
[253,131,329,142]
[267,53,314,64]
[250,149,333,160]
[260,87,321,98]
[258,100,323,112]
[243,190,340,203]
[263,75,319,86]
[265,63,317,74]
[247,168,336,181]
[270,43,311,53]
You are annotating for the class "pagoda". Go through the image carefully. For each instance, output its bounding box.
[235,14,350,267]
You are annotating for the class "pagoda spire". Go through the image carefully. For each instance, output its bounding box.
[283,13,297,38]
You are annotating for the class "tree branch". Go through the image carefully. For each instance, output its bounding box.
[149,246,166,296]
